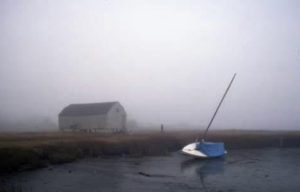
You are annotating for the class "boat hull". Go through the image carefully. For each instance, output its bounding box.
[181,142,226,158]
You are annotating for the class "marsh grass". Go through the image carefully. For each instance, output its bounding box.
[0,130,300,174]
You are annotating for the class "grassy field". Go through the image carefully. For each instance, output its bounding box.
[1,129,300,174]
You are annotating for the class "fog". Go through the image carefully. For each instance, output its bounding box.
[0,0,299,130]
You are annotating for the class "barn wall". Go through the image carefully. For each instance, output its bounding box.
[59,115,106,131]
[106,103,127,132]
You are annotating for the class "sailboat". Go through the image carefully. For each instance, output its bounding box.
[182,74,236,158]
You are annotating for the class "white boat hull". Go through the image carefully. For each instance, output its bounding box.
[182,143,208,158]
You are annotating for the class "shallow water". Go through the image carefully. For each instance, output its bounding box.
[2,148,300,192]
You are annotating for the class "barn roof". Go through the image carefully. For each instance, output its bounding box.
[59,102,118,117]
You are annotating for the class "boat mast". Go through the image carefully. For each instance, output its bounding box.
[200,73,237,141]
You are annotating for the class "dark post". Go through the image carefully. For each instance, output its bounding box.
[161,124,164,133]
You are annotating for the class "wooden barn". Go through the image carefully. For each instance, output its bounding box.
[59,101,126,132]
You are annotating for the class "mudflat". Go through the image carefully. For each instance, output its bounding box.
[2,148,300,192]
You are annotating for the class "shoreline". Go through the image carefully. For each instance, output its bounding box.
[1,130,300,174]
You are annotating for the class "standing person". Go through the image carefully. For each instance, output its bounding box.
[161,124,164,133]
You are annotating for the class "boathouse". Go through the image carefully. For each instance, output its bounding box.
[59,101,126,132]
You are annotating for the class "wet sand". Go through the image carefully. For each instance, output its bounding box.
[2,148,300,192]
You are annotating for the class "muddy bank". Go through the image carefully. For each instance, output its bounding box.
[0,130,300,174]
[2,148,300,192]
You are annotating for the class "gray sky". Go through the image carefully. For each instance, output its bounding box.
[0,0,299,130]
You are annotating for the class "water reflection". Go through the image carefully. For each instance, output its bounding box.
[181,158,225,191]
